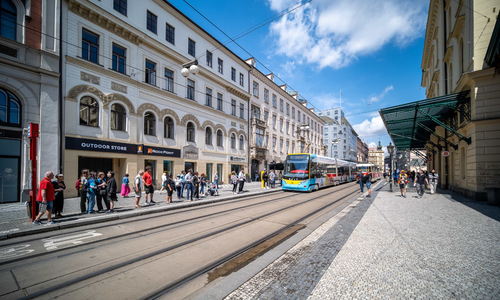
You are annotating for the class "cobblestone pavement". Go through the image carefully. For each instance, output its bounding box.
[224,183,500,300]
[0,182,276,239]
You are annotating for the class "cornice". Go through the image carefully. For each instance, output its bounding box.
[448,15,466,43]
[422,1,440,70]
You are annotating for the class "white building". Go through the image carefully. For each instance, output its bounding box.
[62,0,251,195]
[0,0,60,203]
[318,108,357,162]
[247,59,324,175]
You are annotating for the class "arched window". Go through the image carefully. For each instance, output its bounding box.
[0,88,21,126]
[80,96,99,127]
[110,103,126,131]
[164,116,174,139]
[0,0,17,41]
[231,133,236,149]
[205,127,212,145]
[187,122,195,142]
[144,112,156,136]
[239,135,244,150]
[216,130,223,147]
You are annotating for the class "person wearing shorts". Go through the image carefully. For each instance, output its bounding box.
[143,166,156,204]
[33,171,56,225]
[364,172,372,198]
[398,170,408,198]
[134,170,144,208]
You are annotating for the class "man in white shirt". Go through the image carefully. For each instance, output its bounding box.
[238,168,246,193]
[134,170,144,208]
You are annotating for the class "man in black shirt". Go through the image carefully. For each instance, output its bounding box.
[414,169,429,198]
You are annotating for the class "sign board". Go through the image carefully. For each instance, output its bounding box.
[143,145,181,157]
[442,151,450,157]
[66,137,138,154]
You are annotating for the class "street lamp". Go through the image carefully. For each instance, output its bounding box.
[330,138,340,158]
[181,59,199,77]
[387,142,394,192]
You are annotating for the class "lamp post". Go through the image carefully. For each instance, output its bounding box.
[387,142,394,192]
[330,138,339,158]
[181,59,199,77]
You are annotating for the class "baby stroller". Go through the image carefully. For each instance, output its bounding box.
[205,182,219,196]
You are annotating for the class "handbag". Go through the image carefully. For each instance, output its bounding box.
[99,189,107,196]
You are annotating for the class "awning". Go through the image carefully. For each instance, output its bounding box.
[379,91,470,151]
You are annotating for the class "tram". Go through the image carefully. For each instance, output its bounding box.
[282,153,357,192]
[355,163,382,182]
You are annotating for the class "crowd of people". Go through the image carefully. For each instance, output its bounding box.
[257,169,280,189]
[389,169,439,198]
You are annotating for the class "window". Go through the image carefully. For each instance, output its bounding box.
[142,112,156,135]
[240,103,245,119]
[0,88,21,126]
[286,140,289,153]
[187,122,195,142]
[206,51,212,67]
[279,99,283,112]
[272,115,276,129]
[286,103,290,115]
[146,11,157,34]
[263,110,268,124]
[255,128,264,147]
[164,117,174,139]
[264,89,269,103]
[110,103,126,131]
[286,121,289,134]
[113,0,127,16]
[298,112,300,122]
[164,68,174,92]
[112,43,126,74]
[231,133,236,149]
[218,58,223,74]
[79,96,99,127]
[205,87,212,107]
[272,137,276,151]
[0,0,16,40]
[251,106,260,119]
[292,107,295,119]
[239,73,244,86]
[188,38,196,56]
[272,94,277,108]
[280,139,283,153]
[217,130,223,147]
[280,118,283,132]
[231,99,236,116]
[292,124,295,136]
[205,127,212,145]
[145,59,156,85]
[187,79,195,100]
[231,67,236,81]
[82,28,99,63]
[239,135,244,150]
[253,82,259,97]
[166,23,175,44]
[217,93,223,111]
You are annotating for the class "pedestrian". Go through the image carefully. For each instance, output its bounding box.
[238,168,246,193]
[134,170,144,208]
[398,170,408,198]
[357,172,364,193]
[106,171,117,213]
[79,169,89,213]
[193,171,200,199]
[174,175,182,200]
[213,171,219,190]
[428,169,439,194]
[160,171,167,194]
[200,173,206,194]
[263,169,269,189]
[96,172,109,212]
[120,173,130,197]
[185,169,194,201]
[143,166,156,204]
[33,171,56,225]
[180,170,186,198]
[231,171,238,194]
[254,171,259,182]
[269,169,276,188]
[364,171,372,197]
[52,174,66,218]
[166,173,175,203]
[87,172,98,213]
[414,169,429,198]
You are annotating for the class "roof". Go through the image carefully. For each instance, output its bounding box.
[379,91,470,150]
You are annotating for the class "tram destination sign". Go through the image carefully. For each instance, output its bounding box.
[65,137,137,154]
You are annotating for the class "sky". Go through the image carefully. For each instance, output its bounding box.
[168,0,430,153]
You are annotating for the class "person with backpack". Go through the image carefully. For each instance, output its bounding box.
[79,169,89,213]
[86,172,98,213]
[134,170,144,208]
[357,172,364,193]
[398,170,408,198]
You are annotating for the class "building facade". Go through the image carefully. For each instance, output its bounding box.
[63,0,250,196]
[318,108,357,162]
[248,60,324,176]
[368,141,384,171]
[421,0,500,200]
[356,136,368,163]
[0,0,60,203]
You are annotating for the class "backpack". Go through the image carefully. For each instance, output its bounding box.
[398,174,407,184]
[75,179,81,191]
[80,178,88,192]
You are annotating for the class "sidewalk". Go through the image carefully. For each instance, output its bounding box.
[203,181,500,299]
[0,182,279,239]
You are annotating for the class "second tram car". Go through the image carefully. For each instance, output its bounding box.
[282,153,356,192]
[355,163,382,182]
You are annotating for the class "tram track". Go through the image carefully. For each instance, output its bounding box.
[4,183,360,299]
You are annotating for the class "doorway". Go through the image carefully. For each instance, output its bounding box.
[184,161,195,173]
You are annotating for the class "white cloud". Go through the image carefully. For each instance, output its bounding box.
[366,85,394,104]
[268,0,428,69]
[353,116,388,139]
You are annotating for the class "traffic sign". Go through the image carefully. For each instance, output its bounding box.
[442,151,450,157]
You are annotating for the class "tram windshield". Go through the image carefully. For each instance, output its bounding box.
[283,154,310,180]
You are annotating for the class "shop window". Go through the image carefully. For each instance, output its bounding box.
[144,112,156,136]
[0,88,21,127]
[110,103,126,131]
[80,96,99,127]
[164,116,174,139]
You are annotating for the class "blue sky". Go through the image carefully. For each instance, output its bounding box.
[169,0,429,151]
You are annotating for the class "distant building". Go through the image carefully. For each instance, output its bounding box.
[318,108,357,161]
[368,141,384,171]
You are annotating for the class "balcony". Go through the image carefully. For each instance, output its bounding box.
[251,117,267,128]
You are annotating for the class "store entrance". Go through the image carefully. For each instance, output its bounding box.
[78,157,113,176]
